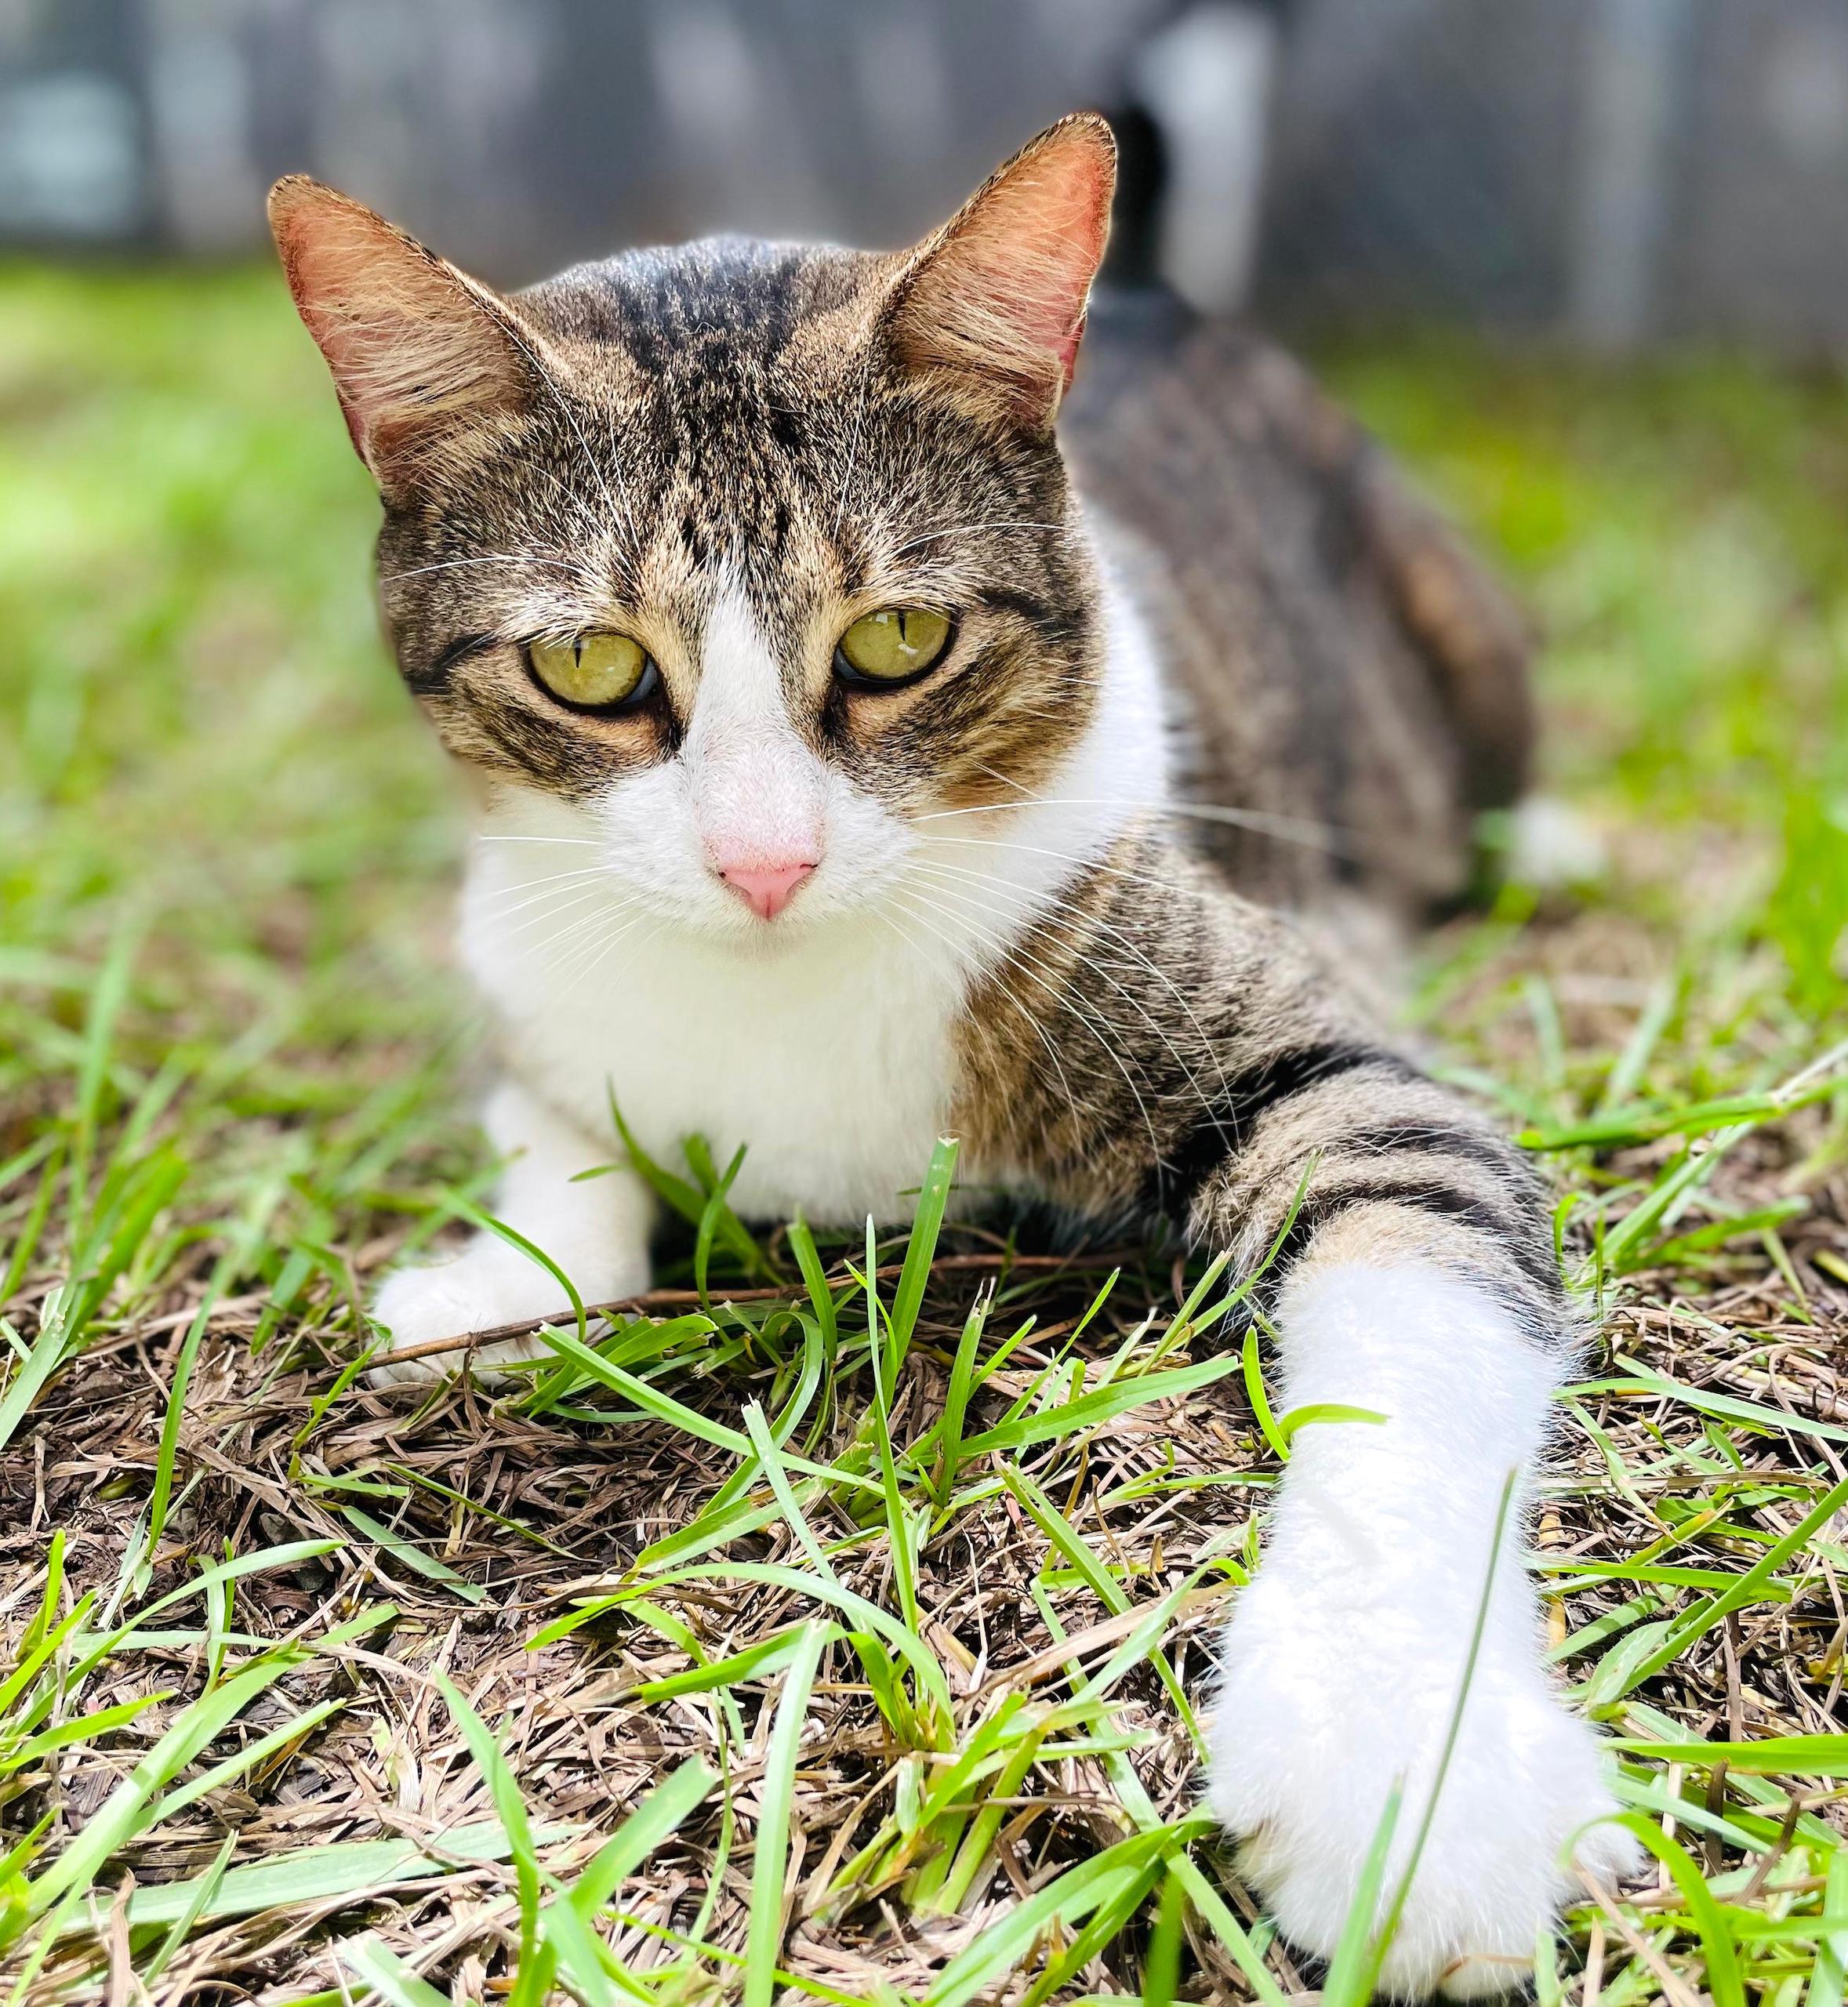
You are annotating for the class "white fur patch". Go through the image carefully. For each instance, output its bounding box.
[369,1080,652,1381]
[1207,1265,1640,1996]
[1505,794,1607,890]
[455,560,1169,1228]
[684,582,827,874]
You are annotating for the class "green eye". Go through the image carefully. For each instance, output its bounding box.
[836,608,953,684]
[528,632,653,710]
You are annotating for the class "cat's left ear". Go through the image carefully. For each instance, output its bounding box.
[885,113,1116,429]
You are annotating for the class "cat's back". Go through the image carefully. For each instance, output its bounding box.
[1061,293,1534,920]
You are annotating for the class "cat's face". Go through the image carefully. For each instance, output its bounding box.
[273,117,1116,945]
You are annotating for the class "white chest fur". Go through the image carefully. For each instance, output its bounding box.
[462,877,965,1225]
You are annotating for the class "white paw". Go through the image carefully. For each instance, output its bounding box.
[1208,1583,1641,1998]
[367,1240,642,1386]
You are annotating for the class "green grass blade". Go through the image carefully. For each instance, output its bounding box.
[956,1352,1240,1460]
[1807,1843,1848,2007]
[1608,1733,1848,1773]
[1617,1813,1745,2007]
[62,1820,562,1940]
[437,1675,544,1994]
[141,1831,236,1983]
[1320,1781,1404,2007]
[885,1137,958,1377]
[1274,1402,1388,1449]
[438,1189,585,1351]
[343,1506,485,1605]
[141,1699,343,1827]
[1608,1472,1848,1700]
[923,1823,1208,2007]
[1241,1323,1289,1461]
[341,1937,454,2007]
[1142,1869,1183,2007]
[744,1620,827,2007]
[787,1214,839,1352]
[565,1757,716,1919]
[742,1399,844,1589]
[525,1323,879,1493]
[1362,1469,1519,1994]
[25,1653,298,1921]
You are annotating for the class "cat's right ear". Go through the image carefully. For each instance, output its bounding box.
[267,177,538,492]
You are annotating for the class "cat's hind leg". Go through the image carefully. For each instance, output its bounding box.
[369,1079,652,1385]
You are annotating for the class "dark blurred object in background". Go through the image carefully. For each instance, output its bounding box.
[7,0,1848,352]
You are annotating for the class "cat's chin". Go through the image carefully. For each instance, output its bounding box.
[710,916,829,956]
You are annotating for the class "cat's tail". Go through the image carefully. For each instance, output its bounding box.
[1356,450,1614,891]
[1354,445,1538,818]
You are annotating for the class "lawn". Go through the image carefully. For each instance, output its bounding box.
[1,263,1846,2004]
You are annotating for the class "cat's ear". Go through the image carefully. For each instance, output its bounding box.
[885,113,1116,427]
[268,176,539,492]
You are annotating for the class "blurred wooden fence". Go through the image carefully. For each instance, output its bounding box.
[6,0,1848,349]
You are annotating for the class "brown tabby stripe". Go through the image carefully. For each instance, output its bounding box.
[950,831,1565,1341]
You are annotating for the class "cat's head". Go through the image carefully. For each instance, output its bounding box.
[271,117,1124,946]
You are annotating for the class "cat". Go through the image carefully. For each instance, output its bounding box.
[270,114,1639,1996]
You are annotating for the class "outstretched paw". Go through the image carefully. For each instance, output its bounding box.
[367,1242,642,1386]
[1208,1591,1640,1998]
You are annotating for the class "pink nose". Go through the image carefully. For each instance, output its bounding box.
[718,858,815,920]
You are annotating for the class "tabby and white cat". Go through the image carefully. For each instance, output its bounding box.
[271,116,1638,1994]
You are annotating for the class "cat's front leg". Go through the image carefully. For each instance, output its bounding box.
[970,852,1648,1988]
[1208,1261,1639,1996]
[369,1079,653,1384]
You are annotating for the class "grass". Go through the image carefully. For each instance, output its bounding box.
[0,262,1845,2002]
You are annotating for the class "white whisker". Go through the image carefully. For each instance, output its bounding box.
[495,318,640,550]
[917,829,1178,902]
[889,520,1066,558]
[912,793,1354,855]
[884,890,1092,1154]
[514,894,620,977]
[477,863,612,903]
[905,855,1228,1116]
[895,877,1164,1168]
[834,351,875,535]
[492,882,631,950]
[481,879,623,938]
[903,862,1214,1132]
[550,908,662,1006]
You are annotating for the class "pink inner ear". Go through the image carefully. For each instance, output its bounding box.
[964,157,1109,387]
[271,183,528,477]
[895,120,1116,414]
